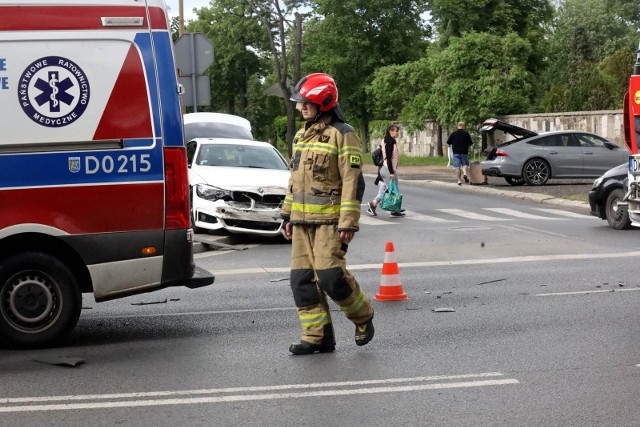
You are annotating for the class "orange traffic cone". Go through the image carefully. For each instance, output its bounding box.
[375,241,408,301]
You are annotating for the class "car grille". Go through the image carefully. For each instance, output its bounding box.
[231,192,284,208]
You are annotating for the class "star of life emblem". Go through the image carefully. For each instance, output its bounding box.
[18,56,90,128]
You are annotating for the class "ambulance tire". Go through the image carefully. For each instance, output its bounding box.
[0,252,82,349]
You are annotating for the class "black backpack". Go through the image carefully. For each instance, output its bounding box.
[372,146,383,167]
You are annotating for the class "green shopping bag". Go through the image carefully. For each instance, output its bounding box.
[380,180,403,211]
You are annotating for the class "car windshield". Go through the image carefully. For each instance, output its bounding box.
[196,143,289,170]
[184,122,253,142]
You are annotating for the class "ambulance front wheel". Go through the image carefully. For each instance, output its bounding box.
[0,252,82,349]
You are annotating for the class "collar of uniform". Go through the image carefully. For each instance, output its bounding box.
[304,115,331,133]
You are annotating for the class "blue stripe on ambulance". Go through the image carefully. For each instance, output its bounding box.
[134,33,162,139]
[151,30,185,148]
[0,140,164,189]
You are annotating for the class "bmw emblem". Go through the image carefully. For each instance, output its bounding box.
[258,188,265,194]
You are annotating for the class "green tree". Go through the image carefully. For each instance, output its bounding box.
[300,0,430,147]
[426,32,534,127]
[428,0,553,44]
[190,1,268,119]
[539,0,639,111]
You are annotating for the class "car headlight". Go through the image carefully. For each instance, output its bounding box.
[195,184,233,201]
[592,177,603,189]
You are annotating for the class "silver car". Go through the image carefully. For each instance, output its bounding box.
[481,118,629,186]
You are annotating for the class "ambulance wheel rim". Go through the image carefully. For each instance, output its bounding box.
[2,271,59,331]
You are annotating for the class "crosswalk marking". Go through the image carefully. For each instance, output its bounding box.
[360,206,591,223]
[359,215,398,225]
[402,210,456,222]
[532,208,589,218]
[483,207,560,220]
[436,208,509,221]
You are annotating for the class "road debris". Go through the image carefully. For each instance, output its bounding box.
[34,356,85,367]
[432,308,456,313]
[131,298,168,306]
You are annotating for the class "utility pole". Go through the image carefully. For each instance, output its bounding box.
[179,0,184,37]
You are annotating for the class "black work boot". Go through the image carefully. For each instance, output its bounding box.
[289,340,336,355]
[290,324,336,355]
[355,317,374,346]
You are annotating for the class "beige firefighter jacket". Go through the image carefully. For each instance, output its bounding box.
[281,115,365,231]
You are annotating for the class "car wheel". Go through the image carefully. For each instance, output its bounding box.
[523,159,550,186]
[0,252,81,349]
[605,188,631,230]
[505,177,525,186]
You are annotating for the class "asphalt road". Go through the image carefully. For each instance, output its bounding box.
[3,177,637,426]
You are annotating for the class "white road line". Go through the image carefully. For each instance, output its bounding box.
[437,208,509,221]
[536,288,640,297]
[532,208,589,218]
[208,251,640,275]
[402,210,457,222]
[359,215,398,225]
[0,373,518,413]
[484,207,560,220]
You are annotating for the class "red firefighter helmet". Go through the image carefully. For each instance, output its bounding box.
[290,73,338,112]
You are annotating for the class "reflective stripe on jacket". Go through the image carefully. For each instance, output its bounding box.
[281,115,365,231]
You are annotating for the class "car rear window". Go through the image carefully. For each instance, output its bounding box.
[184,122,253,142]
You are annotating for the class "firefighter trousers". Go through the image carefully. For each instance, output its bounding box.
[289,223,374,345]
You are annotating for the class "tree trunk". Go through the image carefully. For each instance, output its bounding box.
[437,123,443,156]
[359,120,369,153]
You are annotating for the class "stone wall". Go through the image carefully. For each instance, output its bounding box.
[394,110,625,158]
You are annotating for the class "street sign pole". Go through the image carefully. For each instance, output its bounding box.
[189,33,198,111]
[174,32,214,111]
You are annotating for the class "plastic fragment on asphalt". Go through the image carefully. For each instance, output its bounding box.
[131,298,168,305]
[34,356,85,367]
[432,308,456,313]
[475,278,507,285]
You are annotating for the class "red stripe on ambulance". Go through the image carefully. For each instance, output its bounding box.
[0,6,168,31]
[0,183,164,233]
[94,45,153,140]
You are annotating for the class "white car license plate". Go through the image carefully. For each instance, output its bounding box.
[630,157,640,174]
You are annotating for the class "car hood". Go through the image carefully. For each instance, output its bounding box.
[191,166,289,194]
[481,118,538,139]
[601,162,628,179]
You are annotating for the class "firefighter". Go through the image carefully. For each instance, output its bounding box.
[281,73,375,355]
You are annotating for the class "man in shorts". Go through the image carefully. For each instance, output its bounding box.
[446,121,474,185]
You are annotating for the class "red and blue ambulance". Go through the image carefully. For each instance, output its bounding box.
[0,0,214,348]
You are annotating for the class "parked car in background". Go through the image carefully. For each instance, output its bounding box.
[186,138,289,236]
[183,112,253,142]
[588,163,631,230]
[481,118,629,186]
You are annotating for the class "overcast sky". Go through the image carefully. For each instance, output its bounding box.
[165,0,209,22]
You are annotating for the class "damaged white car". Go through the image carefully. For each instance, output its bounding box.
[186,138,290,236]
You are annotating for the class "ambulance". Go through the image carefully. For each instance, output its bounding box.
[0,0,214,348]
[624,44,640,225]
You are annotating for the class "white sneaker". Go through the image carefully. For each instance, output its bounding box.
[457,180,462,186]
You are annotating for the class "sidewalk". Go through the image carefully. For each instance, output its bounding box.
[362,164,592,213]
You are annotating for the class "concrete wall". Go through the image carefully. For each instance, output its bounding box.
[394,110,624,158]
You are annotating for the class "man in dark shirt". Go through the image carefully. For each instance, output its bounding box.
[447,122,474,185]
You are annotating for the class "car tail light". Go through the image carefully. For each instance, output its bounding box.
[164,147,190,230]
[495,149,508,157]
